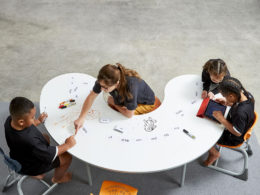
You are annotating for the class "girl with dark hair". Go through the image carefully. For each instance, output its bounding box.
[201,59,230,99]
[204,77,255,166]
[74,63,161,133]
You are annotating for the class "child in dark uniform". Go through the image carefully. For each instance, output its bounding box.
[74,63,161,133]
[5,97,76,183]
[201,59,230,99]
[204,77,255,166]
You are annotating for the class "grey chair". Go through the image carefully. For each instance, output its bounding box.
[0,147,58,195]
[208,112,258,181]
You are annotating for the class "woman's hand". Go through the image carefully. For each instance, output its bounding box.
[74,117,85,134]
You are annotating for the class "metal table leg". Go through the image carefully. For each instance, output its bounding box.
[180,164,187,187]
[86,163,92,186]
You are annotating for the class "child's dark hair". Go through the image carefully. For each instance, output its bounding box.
[203,59,227,76]
[9,97,34,119]
[218,77,254,103]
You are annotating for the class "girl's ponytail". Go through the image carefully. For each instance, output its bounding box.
[116,63,133,102]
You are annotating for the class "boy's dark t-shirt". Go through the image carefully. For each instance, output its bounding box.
[202,68,230,94]
[93,76,155,110]
[218,93,255,146]
[4,116,58,175]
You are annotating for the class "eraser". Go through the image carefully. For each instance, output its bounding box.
[113,125,124,133]
[99,118,111,123]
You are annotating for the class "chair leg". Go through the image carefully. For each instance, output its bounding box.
[42,183,58,195]
[246,144,253,156]
[17,175,58,195]
[208,148,248,181]
[2,170,21,192]
[17,176,28,195]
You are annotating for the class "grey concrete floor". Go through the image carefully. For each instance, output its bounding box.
[0,0,260,141]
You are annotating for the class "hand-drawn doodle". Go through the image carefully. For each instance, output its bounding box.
[82,127,87,134]
[176,110,182,114]
[143,117,157,132]
[53,109,100,129]
[121,138,130,142]
[191,100,196,104]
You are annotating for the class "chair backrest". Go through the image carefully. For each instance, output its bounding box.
[0,147,21,173]
[243,112,258,141]
[99,180,138,195]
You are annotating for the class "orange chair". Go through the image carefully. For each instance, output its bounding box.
[208,112,258,180]
[99,180,138,195]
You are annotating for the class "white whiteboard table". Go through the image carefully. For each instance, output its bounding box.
[40,73,225,186]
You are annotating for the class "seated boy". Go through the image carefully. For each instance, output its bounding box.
[4,97,76,183]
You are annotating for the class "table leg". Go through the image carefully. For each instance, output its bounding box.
[86,163,92,186]
[180,164,187,187]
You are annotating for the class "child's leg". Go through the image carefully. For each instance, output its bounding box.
[203,146,220,166]
[52,152,72,183]
[31,174,45,180]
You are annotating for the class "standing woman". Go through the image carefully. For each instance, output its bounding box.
[74,63,161,133]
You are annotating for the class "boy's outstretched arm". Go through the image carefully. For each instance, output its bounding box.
[34,112,48,126]
[57,135,76,156]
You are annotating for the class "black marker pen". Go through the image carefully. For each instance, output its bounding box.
[183,129,196,139]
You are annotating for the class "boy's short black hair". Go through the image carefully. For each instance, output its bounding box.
[9,97,34,119]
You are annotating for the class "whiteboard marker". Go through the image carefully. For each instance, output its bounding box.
[183,129,196,139]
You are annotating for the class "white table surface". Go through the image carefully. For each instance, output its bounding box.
[40,73,225,173]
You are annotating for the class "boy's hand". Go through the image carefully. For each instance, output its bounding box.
[213,111,225,123]
[65,135,76,148]
[74,117,85,134]
[207,92,215,99]
[201,90,208,99]
[215,98,226,106]
[38,112,48,123]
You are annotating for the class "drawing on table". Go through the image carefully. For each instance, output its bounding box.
[143,117,157,132]
[191,100,196,104]
[82,127,87,134]
[176,110,182,115]
[121,138,130,142]
[86,109,100,120]
[53,109,100,128]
